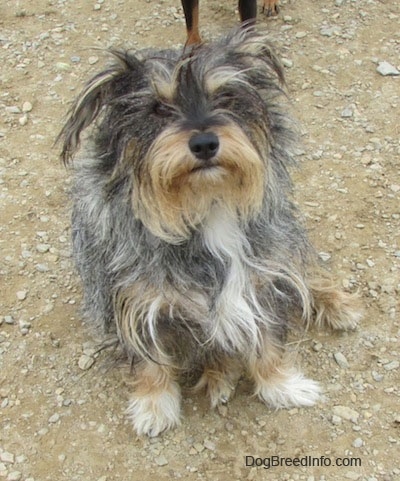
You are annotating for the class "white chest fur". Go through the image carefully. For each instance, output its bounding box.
[202,206,263,352]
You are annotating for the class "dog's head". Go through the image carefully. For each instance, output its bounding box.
[59,28,288,243]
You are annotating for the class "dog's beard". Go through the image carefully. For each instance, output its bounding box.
[131,122,265,243]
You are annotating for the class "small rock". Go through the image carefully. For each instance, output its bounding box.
[341,106,353,118]
[22,101,33,112]
[4,316,15,325]
[203,439,216,451]
[331,415,342,425]
[376,61,400,76]
[371,371,384,382]
[318,252,331,262]
[49,413,60,423]
[16,291,27,301]
[154,455,168,466]
[7,472,22,481]
[19,115,28,126]
[352,437,363,448]
[312,342,323,352]
[55,62,71,71]
[320,26,340,37]
[332,405,360,423]
[383,360,399,371]
[78,354,95,370]
[88,56,99,65]
[281,58,293,68]
[5,106,21,114]
[19,320,31,333]
[36,243,50,253]
[0,452,14,464]
[334,352,350,369]
[193,442,204,453]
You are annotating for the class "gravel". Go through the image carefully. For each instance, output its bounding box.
[0,0,399,480]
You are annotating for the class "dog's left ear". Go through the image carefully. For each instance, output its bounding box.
[229,27,286,86]
[58,51,144,164]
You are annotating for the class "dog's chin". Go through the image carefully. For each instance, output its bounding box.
[188,162,227,184]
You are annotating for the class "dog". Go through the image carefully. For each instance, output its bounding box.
[182,0,280,44]
[58,28,361,437]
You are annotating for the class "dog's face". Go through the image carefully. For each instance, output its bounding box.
[60,29,285,242]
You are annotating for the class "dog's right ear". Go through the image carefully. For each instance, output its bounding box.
[57,51,143,164]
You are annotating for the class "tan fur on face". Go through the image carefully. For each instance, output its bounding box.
[131,123,265,243]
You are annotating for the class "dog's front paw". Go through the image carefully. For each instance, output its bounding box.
[257,370,321,409]
[127,382,181,437]
[312,288,363,331]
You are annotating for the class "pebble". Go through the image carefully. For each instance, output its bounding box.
[19,320,31,335]
[203,439,216,451]
[49,413,60,423]
[383,361,399,371]
[55,62,71,71]
[16,291,27,301]
[193,442,204,453]
[334,352,349,369]
[0,452,14,464]
[154,455,168,466]
[312,342,323,352]
[19,115,28,126]
[332,405,360,423]
[352,437,363,448]
[371,371,384,382]
[78,354,95,370]
[281,58,293,68]
[341,106,353,118]
[7,472,22,481]
[22,101,33,113]
[376,61,400,76]
[5,106,21,114]
[88,56,99,65]
[318,252,331,262]
[36,243,50,253]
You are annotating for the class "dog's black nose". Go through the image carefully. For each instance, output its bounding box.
[189,132,219,161]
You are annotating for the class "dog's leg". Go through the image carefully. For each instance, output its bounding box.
[248,332,321,409]
[127,359,181,437]
[238,0,257,23]
[309,278,363,331]
[262,0,280,16]
[181,0,201,45]
[194,354,242,408]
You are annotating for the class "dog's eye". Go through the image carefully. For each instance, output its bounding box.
[153,101,173,118]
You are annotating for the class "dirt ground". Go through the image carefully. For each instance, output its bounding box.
[0,0,399,480]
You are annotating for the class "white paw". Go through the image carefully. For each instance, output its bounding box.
[127,383,181,437]
[257,370,321,409]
